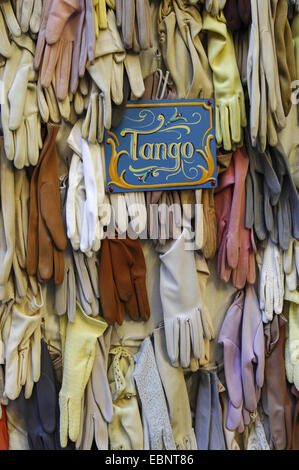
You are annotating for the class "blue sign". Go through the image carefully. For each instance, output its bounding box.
[104,99,217,193]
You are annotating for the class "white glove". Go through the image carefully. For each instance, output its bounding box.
[13,0,42,34]
[257,238,284,323]
[199,0,227,16]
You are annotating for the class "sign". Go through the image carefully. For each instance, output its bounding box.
[104,99,217,193]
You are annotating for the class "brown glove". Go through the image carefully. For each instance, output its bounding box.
[99,236,151,325]
[26,124,67,285]
[273,0,297,117]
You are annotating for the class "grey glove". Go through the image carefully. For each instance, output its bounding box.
[133,336,176,450]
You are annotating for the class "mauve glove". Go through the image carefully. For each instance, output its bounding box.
[224,0,251,32]
[241,284,265,413]
[218,290,245,432]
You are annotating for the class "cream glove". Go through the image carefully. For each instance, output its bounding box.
[257,238,284,323]
[199,0,227,16]
[107,346,144,450]
[283,237,299,292]
[203,11,246,150]
[59,302,107,447]
[285,286,299,390]
[13,0,43,34]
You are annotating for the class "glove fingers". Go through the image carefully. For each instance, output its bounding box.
[164,318,180,366]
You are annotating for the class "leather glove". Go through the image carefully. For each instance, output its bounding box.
[93,0,115,31]
[218,290,251,433]
[223,0,251,32]
[284,237,299,292]
[0,405,8,450]
[257,238,284,324]
[115,0,152,51]
[99,236,151,325]
[15,340,73,450]
[59,302,107,447]
[3,293,42,401]
[0,138,15,288]
[153,327,198,449]
[54,243,77,323]
[76,327,113,450]
[158,228,207,368]
[133,335,176,450]
[107,346,144,450]
[13,0,42,34]
[26,124,67,286]
[73,250,100,317]
[292,10,299,79]
[215,148,256,289]
[241,284,265,412]
[1,35,42,169]
[0,0,21,38]
[34,0,95,101]
[146,190,182,246]
[201,188,217,259]
[285,287,299,391]
[158,0,213,99]
[203,10,246,150]
[199,0,227,16]
[273,0,297,117]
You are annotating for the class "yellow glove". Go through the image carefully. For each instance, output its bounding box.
[59,302,108,447]
[93,0,115,32]
[202,11,246,150]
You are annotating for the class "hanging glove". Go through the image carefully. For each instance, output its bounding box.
[146,190,182,246]
[218,290,249,433]
[73,250,100,317]
[199,0,227,16]
[3,293,42,401]
[133,335,176,450]
[153,327,198,450]
[59,302,107,447]
[54,243,77,323]
[257,238,284,324]
[34,0,95,101]
[93,0,115,31]
[284,238,299,292]
[0,0,21,37]
[241,284,265,413]
[1,35,42,169]
[223,0,251,32]
[158,228,207,368]
[201,188,217,260]
[202,10,246,150]
[108,346,144,450]
[158,0,213,99]
[292,10,299,79]
[215,148,256,289]
[76,327,113,450]
[15,340,72,450]
[273,0,297,118]
[13,0,43,34]
[99,236,151,325]
[285,287,299,390]
[115,0,152,51]
[0,405,8,450]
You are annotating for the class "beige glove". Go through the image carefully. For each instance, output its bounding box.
[107,346,144,450]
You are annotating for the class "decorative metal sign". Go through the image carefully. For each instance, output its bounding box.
[104,99,217,193]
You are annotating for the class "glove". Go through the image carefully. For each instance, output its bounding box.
[241,284,265,412]
[115,0,152,51]
[158,0,213,99]
[285,287,299,390]
[1,35,42,169]
[0,405,8,450]
[99,236,150,325]
[14,0,43,34]
[133,335,176,450]
[15,340,71,450]
[76,327,113,450]
[59,301,107,447]
[257,238,284,324]
[284,238,299,292]
[223,0,251,32]
[54,243,77,323]
[158,228,207,368]
[292,11,299,79]
[93,0,115,31]
[146,190,182,246]
[216,148,256,289]
[203,11,246,150]
[0,0,21,37]
[0,138,15,288]
[201,188,217,259]
[3,294,42,401]
[153,327,198,449]
[218,290,248,433]
[199,0,227,16]
[73,250,100,317]
[273,0,297,117]
[26,124,67,286]
[107,346,144,450]
[34,0,95,101]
